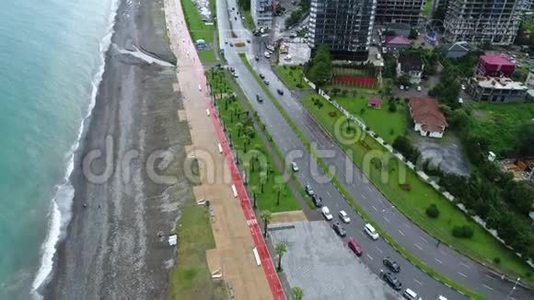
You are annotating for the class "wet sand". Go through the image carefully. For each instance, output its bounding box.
[44,0,192,298]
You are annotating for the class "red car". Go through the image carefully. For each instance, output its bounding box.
[348,239,363,257]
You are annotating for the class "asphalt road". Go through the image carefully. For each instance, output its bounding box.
[215,1,534,299]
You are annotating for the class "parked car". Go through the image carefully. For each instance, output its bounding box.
[259,73,265,79]
[348,239,363,256]
[364,223,379,240]
[264,51,271,58]
[277,89,284,95]
[254,55,259,61]
[332,222,347,237]
[290,162,299,172]
[256,94,263,103]
[461,84,466,90]
[321,206,333,221]
[403,288,422,300]
[383,272,402,291]
[311,194,322,207]
[416,86,421,92]
[383,257,400,273]
[305,185,315,196]
[338,210,350,223]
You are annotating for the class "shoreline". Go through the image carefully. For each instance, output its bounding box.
[42,0,191,298]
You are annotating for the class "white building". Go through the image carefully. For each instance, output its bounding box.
[468,77,528,103]
[251,0,273,26]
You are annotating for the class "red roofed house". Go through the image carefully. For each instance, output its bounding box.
[368,97,383,108]
[384,35,411,51]
[476,54,516,77]
[408,97,448,138]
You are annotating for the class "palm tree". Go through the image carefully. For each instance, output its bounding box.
[259,172,267,193]
[243,135,250,152]
[250,185,258,209]
[275,242,287,271]
[236,122,244,136]
[274,183,283,206]
[291,287,303,300]
[261,210,272,238]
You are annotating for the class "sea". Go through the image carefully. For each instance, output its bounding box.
[0,0,119,298]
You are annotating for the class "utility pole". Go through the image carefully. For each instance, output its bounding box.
[506,277,520,299]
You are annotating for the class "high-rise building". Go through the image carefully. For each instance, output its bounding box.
[307,0,377,61]
[375,0,424,26]
[443,0,526,45]
[252,0,273,26]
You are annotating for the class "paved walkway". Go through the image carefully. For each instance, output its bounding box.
[164,0,284,299]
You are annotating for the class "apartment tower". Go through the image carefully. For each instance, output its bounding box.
[443,0,526,45]
[308,0,377,61]
[375,0,424,26]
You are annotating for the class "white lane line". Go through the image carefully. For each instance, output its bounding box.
[460,262,471,269]
[398,229,405,236]
[458,271,468,278]
[372,205,378,212]
[403,223,410,228]
[434,258,443,264]
[384,216,390,223]
[361,194,367,200]
[366,254,374,260]
[485,274,495,280]
[375,246,383,254]
[419,236,429,244]
[482,284,494,291]
[414,279,423,286]
[414,243,423,250]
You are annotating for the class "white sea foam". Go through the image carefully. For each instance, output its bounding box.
[30,0,120,297]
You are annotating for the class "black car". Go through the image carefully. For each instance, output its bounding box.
[254,56,259,61]
[305,185,315,196]
[259,73,265,79]
[246,39,251,43]
[383,272,402,291]
[383,257,400,273]
[234,16,237,21]
[277,89,284,95]
[263,79,270,85]
[332,222,346,237]
[311,194,322,207]
[256,94,263,103]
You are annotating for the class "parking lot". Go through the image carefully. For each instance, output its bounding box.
[269,221,399,300]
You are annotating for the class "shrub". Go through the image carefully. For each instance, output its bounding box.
[296,83,303,88]
[399,183,411,191]
[452,225,474,239]
[493,257,501,265]
[328,111,337,118]
[426,204,440,218]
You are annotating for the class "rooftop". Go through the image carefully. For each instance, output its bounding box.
[399,53,423,71]
[385,36,411,45]
[476,77,528,90]
[408,96,448,132]
[480,54,514,66]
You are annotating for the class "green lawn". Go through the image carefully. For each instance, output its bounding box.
[302,94,534,282]
[274,65,307,90]
[335,96,407,144]
[242,10,255,30]
[469,102,534,155]
[181,0,217,64]
[208,69,300,212]
[422,0,433,17]
[169,199,227,300]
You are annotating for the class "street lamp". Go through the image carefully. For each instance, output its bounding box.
[506,277,520,299]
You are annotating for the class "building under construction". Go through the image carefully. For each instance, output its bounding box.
[443,0,526,45]
[375,0,424,26]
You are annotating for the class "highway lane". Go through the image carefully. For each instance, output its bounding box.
[215,1,464,299]
[216,0,534,299]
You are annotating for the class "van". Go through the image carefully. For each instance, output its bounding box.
[403,288,421,300]
[364,223,379,240]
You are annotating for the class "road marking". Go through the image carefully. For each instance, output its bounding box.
[375,246,383,254]
[414,243,423,250]
[485,274,495,280]
[398,229,404,236]
[403,223,410,228]
[414,279,423,286]
[361,194,367,200]
[434,258,443,264]
[419,236,429,244]
[384,216,390,223]
[366,254,374,260]
[458,271,468,278]
[482,284,494,291]
[372,205,378,212]
[460,262,471,269]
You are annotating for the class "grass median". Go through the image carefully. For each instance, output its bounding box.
[208,68,300,212]
[169,199,227,299]
[239,53,485,298]
[181,0,217,64]
[273,65,308,90]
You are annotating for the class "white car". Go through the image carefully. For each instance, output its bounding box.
[461,84,466,90]
[264,51,271,58]
[291,162,299,172]
[338,210,350,223]
[364,223,379,240]
[399,85,404,90]
[416,86,421,92]
[321,206,333,221]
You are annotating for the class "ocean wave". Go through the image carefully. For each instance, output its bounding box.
[30,0,121,297]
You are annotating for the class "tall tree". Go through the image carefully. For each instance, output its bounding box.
[261,210,272,238]
[275,242,288,271]
[291,287,304,300]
